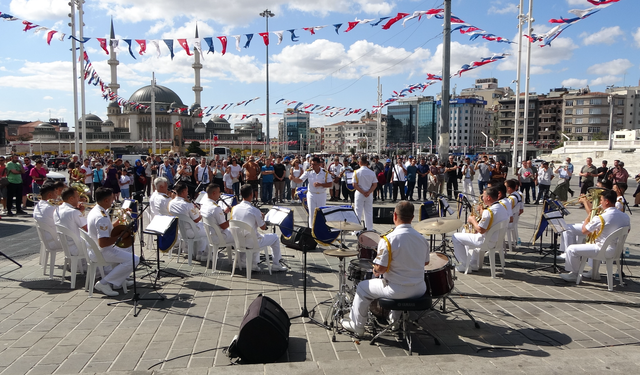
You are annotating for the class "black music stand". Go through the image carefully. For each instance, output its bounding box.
[0,252,21,268]
[533,211,567,274]
[143,215,184,288]
[108,204,165,317]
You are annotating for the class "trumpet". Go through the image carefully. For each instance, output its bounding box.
[27,193,42,203]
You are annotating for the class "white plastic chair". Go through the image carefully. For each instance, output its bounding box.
[229,220,272,281]
[506,213,520,252]
[34,222,64,280]
[175,214,205,266]
[55,224,87,289]
[78,230,127,296]
[466,220,508,278]
[202,216,234,272]
[576,226,630,291]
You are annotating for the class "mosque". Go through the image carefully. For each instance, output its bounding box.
[28,23,263,154]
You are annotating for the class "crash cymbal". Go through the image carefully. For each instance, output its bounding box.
[323,248,359,258]
[326,221,364,231]
[414,217,463,235]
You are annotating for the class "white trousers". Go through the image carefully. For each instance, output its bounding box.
[349,278,426,329]
[307,191,327,228]
[452,232,485,266]
[241,232,283,268]
[186,222,208,255]
[561,223,585,253]
[565,243,605,273]
[462,178,475,197]
[99,246,140,287]
[354,191,373,230]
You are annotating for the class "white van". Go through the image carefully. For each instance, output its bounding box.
[212,147,230,160]
[120,154,149,166]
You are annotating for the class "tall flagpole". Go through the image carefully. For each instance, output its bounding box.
[260,9,275,154]
[78,0,87,158]
[152,72,157,154]
[69,2,80,156]
[377,76,382,155]
[438,0,452,158]
[511,0,525,174]
[521,0,534,162]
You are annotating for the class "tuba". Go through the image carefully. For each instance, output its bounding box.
[464,203,483,234]
[110,208,135,248]
[585,188,606,244]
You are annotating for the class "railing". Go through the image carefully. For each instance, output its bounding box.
[564,140,640,148]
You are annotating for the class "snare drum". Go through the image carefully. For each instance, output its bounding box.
[347,259,374,285]
[357,231,380,260]
[424,253,454,297]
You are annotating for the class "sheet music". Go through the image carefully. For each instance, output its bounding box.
[144,215,177,235]
[265,206,291,225]
[194,191,207,205]
[323,207,360,231]
[544,211,570,233]
[220,194,236,207]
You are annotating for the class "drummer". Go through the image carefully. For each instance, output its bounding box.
[342,201,430,338]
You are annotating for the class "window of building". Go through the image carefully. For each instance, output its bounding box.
[590,98,602,105]
[566,100,574,106]
[588,117,601,124]
[565,127,572,133]
[577,99,584,105]
[575,127,583,133]
[588,127,600,133]
[565,109,573,115]
[564,118,573,124]
[575,118,583,124]
[575,108,583,115]
[589,108,601,115]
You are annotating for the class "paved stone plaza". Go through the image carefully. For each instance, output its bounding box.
[1,181,640,375]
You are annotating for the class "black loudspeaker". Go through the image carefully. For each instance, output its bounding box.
[373,207,394,224]
[236,294,290,363]
[281,226,318,251]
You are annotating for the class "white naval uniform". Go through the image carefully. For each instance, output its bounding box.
[200,197,234,245]
[297,168,331,228]
[452,202,510,267]
[87,205,139,288]
[168,196,207,257]
[461,164,475,196]
[498,197,513,223]
[353,166,377,230]
[349,224,430,329]
[230,200,283,267]
[33,200,61,250]
[149,191,171,217]
[564,207,630,273]
[616,196,625,212]
[54,202,87,256]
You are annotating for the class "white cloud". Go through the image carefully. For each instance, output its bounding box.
[488,3,518,15]
[566,0,591,5]
[96,0,392,27]
[634,27,640,48]
[561,78,588,87]
[580,26,624,46]
[43,96,53,100]
[9,0,68,21]
[0,61,73,91]
[0,67,6,72]
[587,59,633,75]
[0,108,69,122]
[498,29,578,73]
[269,39,431,83]
[590,75,621,86]
[421,41,493,76]
[160,20,216,39]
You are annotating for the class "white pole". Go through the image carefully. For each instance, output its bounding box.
[438,0,452,158]
[152,72,156,154]
[511,0,525,173]
[481,131,489,150]
[428,137,433,155]
[69,2,80,156]
[377,77,382,154]
[78,0,87,158]
[522,0,534,162]
[608,93,614,150]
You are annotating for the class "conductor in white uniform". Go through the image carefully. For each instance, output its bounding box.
[342,201,430,337]
[293,157,333,228]
[168,182,208,261]
[231,184,288,272]
[87,187,138,297]
[353,155,377,230]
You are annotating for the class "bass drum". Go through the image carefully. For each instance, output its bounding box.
[424,253,454,297]
[357,231,380,260]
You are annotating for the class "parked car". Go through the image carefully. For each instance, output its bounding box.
[532,159,546,168]
[47,157,70,171]
[45,171,66,184]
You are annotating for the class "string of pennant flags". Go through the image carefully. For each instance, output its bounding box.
[372,53,510,113]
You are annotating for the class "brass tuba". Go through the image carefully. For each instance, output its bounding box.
[585,188,606,244]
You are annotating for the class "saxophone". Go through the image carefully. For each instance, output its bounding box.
[464,203,483,233]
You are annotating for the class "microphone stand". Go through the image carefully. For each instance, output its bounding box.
[108,203,165,317]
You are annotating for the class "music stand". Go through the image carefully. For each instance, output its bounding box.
[143,215,184,287]
[533,210,568,274]
[0,252,21,268]
[108,204,165,316]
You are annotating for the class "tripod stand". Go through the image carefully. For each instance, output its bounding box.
[0,251,21,268]
[143,215,184,288]
[108,203,165,317]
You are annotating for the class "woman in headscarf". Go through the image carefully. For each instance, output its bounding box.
[133,159,146,194]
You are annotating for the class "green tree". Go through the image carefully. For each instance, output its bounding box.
[186,141,206,156]
[349,147,356,155]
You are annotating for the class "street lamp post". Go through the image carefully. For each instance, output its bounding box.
[607,90,614,150]
[427,137,433,155]
[481,131,489,150]
[260,9,274,154]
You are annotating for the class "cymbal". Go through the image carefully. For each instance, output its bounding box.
[323,248,359,258]
[326,221,364,231]
[414,217,463,235]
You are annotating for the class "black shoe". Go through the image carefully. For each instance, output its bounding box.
[391,200,397,203]
[569,190,574,197]
[17,210,27,215]
[525,201,530,205]
[533,201,539,205]
[634,204,639,208]
[6,211,15,216]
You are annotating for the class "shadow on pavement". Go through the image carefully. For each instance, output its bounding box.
[19,279,76,294]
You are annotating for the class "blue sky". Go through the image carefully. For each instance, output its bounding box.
[0,0,639,138]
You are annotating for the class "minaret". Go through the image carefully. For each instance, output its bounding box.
[192,24,203,107]
[107,18,121,114]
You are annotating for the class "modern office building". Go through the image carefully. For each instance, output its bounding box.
[386,96,436,152]
[278,110,310,154]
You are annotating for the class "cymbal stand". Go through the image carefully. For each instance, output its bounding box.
[323,254,351,342]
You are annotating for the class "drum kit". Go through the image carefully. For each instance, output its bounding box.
[319,216,478,341]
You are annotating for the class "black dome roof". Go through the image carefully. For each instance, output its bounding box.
[128,85,185,107]
[79,114,103,122]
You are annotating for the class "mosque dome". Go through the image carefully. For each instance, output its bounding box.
[128,85,185,107]
[78,114,103,122]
